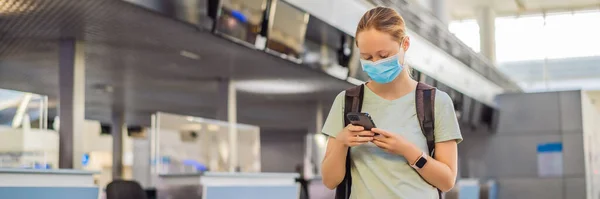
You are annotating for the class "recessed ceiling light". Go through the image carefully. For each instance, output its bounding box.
[0,0,37,16]
[235,79,319,94]
[180,50,200,60]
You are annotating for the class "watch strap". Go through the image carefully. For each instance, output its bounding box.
[410,151,428,170]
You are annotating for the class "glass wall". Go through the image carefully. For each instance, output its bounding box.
[0,88,51,169]
[151,112,261,174]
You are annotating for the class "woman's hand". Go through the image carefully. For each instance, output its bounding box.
[336,124,375,147]
[371,128,410,155]
[373,127,459,191]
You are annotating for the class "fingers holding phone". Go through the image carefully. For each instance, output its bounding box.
[347,134,374,146]
[349,126,375,145]
[337,124,374,147]
[352,130,375,137]
[346,124,364,132]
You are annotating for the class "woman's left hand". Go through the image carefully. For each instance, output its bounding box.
[371,128,410,155]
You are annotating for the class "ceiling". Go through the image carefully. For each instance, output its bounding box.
[498,56,600,92]
[0,0,353,130]
[448,0,600,19]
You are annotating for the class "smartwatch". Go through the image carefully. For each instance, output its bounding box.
[410,151,428,170]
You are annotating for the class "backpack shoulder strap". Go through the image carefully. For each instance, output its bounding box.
[344,84,365,122]
[335,84,364,199]
[415,82,441,198]
[415,82,436,156]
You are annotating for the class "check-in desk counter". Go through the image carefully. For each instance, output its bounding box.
[306,177,335,199]
[158,172,300,199]
[0,168,99,199]
[445,179,497,199]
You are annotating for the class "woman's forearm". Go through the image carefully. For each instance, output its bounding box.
[321,137,349,190]
[401,142,456,192]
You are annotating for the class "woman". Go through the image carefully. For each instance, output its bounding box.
[320,7,463,199]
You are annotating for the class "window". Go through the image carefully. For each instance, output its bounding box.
[450,9,600,63]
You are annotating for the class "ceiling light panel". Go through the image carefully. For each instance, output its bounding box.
[235,79,321,94]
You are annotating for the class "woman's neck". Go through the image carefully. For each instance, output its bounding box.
[367,71,417,100]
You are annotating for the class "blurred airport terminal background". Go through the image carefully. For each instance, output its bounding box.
[0,0,599,199]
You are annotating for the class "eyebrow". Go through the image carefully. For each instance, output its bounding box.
[361,50,387,56]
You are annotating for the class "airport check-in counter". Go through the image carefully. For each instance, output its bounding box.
[444,179,497,199]
[0,168,99,199]
[157,172,300,199]
[305,176,335,199]
[302,134,336,199]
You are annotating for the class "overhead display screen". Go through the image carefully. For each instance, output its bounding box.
[266,0,309,60]
[301,16,355,79]
[123,0,213,29]
[214,0,268,45]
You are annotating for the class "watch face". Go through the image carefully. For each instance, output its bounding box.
[415,157,428,168]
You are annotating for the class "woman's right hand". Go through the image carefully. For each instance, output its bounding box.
[336,124,375,147]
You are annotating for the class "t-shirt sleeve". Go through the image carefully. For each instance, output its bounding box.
[321,91,346,138]
[433,90,463,144]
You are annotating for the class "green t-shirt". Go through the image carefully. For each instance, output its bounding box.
[322,85,463,199]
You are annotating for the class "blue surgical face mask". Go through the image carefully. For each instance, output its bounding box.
[360,50,405,84]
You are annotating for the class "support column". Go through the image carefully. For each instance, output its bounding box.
[477,6,496,63]
[111,109,125,179]
[216,78,229,121]
[58,39,86,169]
[315,101,323,134]
[430,0,450,26]
[310,101,324,134]
[306,101,324,134]
[216,79,238,172]
[110,48,127,180]
[303,101,325,179]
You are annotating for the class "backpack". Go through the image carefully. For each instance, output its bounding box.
[335,82,440,199]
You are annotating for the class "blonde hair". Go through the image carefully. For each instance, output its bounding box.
[355,7,407,46]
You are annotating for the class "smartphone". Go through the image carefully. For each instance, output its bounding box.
[346,112,379,136]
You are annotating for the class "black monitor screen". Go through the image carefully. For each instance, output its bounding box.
[304,16,343,51]
[124,0,212,28]
[100,124,111,135]
[461,96,473,124]
[302,16,345,70]
[480,104,496,128]
[470,101,483,127]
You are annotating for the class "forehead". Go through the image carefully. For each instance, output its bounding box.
[356,29,397,53]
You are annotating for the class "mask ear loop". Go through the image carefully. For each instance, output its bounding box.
[398,38,408,66]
